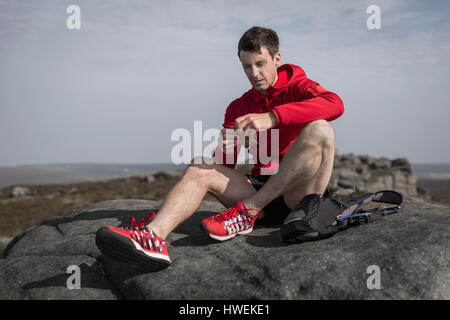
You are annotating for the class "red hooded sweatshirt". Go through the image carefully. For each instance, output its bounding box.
[213,63,344,176]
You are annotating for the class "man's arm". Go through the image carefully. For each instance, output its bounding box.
[271,79,344,127]
[234,111,277,132]
[232,80,342,132]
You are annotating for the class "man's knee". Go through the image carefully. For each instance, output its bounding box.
[301,120,334,150]
[183,158,214,189]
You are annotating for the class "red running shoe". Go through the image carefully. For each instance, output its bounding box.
[201,202,259,241]
[95,212,171,271]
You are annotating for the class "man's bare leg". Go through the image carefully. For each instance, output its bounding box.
[242,119,335,211]
[147,160,257,240]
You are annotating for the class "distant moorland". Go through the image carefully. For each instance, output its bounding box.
[1,162,449,189]
[0,163,187,189]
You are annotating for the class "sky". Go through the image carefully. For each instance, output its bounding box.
[0,0,449,166]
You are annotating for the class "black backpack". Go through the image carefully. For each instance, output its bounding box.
[280,190,404,244]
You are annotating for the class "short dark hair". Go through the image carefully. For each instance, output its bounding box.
[238,26,279,58]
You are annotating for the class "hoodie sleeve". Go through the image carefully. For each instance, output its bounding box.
[272,78,344,127]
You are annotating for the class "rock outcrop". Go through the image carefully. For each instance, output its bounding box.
[330,153,418,197]
[1,197,449,300]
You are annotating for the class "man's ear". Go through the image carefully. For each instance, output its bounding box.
[274,52,281,66]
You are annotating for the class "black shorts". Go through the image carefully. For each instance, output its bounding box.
[247,175,292,226]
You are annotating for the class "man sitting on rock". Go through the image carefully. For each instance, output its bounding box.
[96,26,344,271]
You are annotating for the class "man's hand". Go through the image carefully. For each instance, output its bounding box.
[218,128,237,153]
[234,112,277,132]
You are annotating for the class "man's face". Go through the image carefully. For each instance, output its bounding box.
[239,46,281,95]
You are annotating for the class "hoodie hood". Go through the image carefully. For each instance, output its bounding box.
[251,64,307,102]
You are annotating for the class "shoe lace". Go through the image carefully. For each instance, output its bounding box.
[214,205,258,223]
[129,212,156,229]
[126,212,166,250]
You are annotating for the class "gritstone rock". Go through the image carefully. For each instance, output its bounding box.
[330,154,419,197]
[1,197,449,300]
